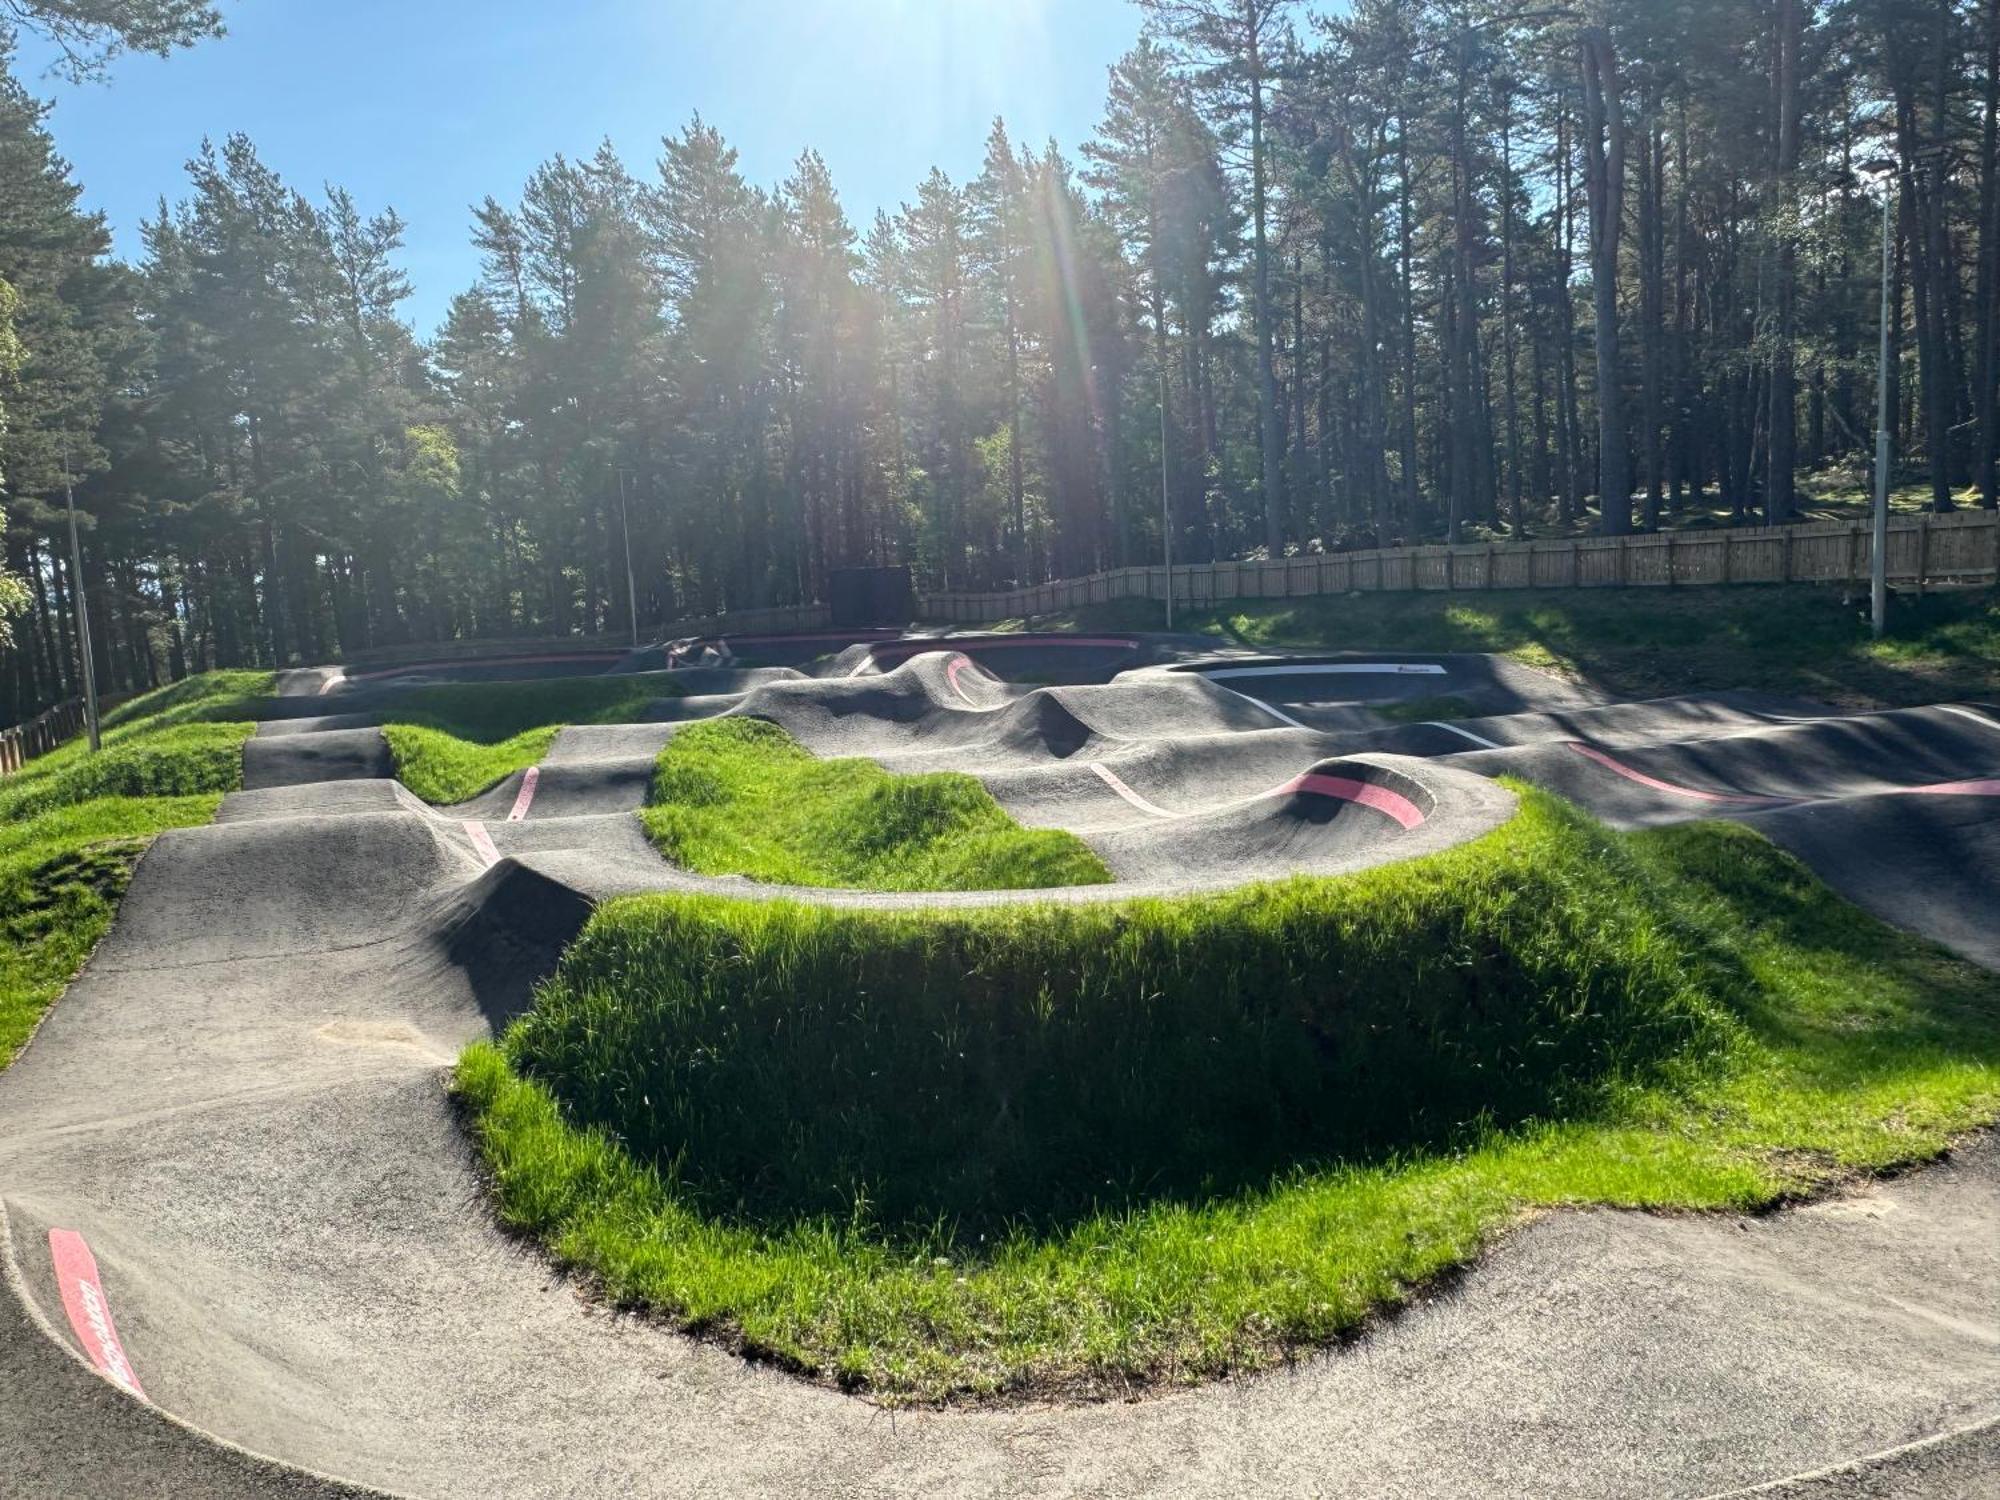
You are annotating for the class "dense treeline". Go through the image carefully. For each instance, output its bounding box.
[8,0,2000,721]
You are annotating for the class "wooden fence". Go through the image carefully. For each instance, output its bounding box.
[336,602,833,669]
[916,508,2000,623]
[1,697,90,776]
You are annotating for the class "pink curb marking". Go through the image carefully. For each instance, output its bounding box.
[507,765,540,822]
[1088,761,1178,818]
[1896,777,2000,798]
[942,653,987,706]
[1277,772,1428,830]
[1565,741,1789,805]
[1085,760,1427,830]
[48,1230,146,1402]
[463,821,500,867]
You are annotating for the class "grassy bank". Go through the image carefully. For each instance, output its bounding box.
[458,787,2000,1401]
[641,717,1111,891]
[0,670,271,1067]
[381,675,680,803]
[1009,584,2000,709]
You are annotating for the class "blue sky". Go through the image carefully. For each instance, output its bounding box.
[16,0,1144,335]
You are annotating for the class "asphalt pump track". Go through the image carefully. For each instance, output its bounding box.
[3,633,1998,1497]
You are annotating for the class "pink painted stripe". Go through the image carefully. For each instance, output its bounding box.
[872,635,1140,663]
[1565,741,1788,805]
[1277,772,1428,830]
[316,669,346,696]
[507,765,540,822]
[1895,777,2000,798]
[463,821,500,867]
[1089,761,1178,818]
[943,654,974,704]
[48,1230,146,1402]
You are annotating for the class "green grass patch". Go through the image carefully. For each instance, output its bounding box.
[0,669,268,1069]
[640,717,1111,891]
[382,724,559,805]
[0,794,227,1067]
[384,675,679,743]
[454,787,2000,1400]
[378,674,684,803]
[1009,585,2000,710]
[0,722,253,822]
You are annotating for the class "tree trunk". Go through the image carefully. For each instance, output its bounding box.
[1579,27,1632,534]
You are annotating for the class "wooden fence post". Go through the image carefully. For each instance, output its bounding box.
[1916,513,1930,595]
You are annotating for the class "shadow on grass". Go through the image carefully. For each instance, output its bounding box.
[1043,585,2000,710]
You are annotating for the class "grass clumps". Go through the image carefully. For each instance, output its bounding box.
[456,787,2000,1400]
[640,717,1111,891]
[0,668,270,1068]
[380,674,682,802]
[1023,584,2000,709]
[0,796,221,1066]
[382,724,558,805]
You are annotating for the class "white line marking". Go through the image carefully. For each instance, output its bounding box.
[1939,704,2000,738]
[1422,721,1505,750]
[1088,762,1177,818]
[316,669,346,696]
[1215,684,1310,730]
[1202,662,1448,681]
[463,821,500,867]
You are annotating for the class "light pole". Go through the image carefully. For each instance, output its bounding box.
[615,467,639,649]
[1860,156,1898,640]
[1158,361,1173,632]
[61,452,101,752]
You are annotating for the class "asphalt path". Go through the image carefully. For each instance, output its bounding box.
[3,635,1997,1498]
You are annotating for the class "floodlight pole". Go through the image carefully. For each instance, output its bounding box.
[616,467,639,649]
[1159,362,1173,632]
[62,452,101,752]
[1871,176,1893,640]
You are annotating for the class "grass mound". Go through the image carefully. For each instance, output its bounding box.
[382,724,558,805]
[0,722,250,821]
[641,717,1111,891]
[458,787,2000,1399]
[0,669,270,1068]
[380,675,682,803]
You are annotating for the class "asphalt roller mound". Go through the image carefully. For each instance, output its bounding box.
[3,637,1998,1497]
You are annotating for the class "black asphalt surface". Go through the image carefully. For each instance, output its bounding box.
[3,635,1997,1498]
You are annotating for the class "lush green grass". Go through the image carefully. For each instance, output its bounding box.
[456,786,2000,1401]
[379,675,682,803]
[0,669,272,1068]
[0,796,223,1067]
[640,717,1111,891]
[0,722,253,822]
[382,724,559,805]
[1010,585,2000,710]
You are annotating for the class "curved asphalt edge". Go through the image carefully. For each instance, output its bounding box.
[0,1202,401,1500]
[1693,1411,2000,1499]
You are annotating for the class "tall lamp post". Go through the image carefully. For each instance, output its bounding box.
[1158,361,1174,632]
[1860,156,1899,640]
[61,451,101,753]
[615,467,639,649]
